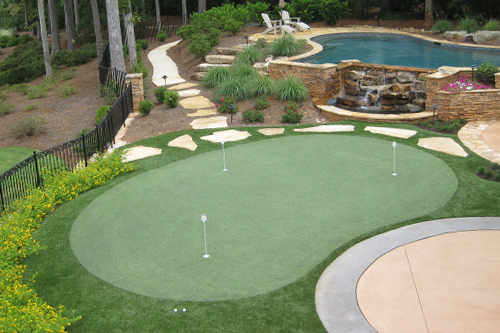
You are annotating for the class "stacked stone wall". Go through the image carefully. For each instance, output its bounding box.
[125,73,144,112]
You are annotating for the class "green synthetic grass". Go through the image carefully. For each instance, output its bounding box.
[0,146,35,173]
[23,121,500,332]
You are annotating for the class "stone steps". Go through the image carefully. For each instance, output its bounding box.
[205,54,235,64]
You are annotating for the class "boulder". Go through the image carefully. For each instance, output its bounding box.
[392,83,413,92]
[367,93,379,104]
[337,96,364,107]
[396,72,417,83]
[192,72,206,81]
[444,31,468,41]
[196,63,230,72]
[216,47,241,55]
[473,31,500,46]
[349,70,366,80]
[204,54,235,64]
[361,84,392,93]
[344,79,361,95]
[380,91,409,99]
[415,81,427,92]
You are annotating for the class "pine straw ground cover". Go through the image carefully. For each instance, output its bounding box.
[19,121,500,332]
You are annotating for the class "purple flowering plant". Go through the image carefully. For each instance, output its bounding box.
[442,74,494,93]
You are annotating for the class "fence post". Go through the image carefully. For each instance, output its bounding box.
[0,178,4,211]
[33,151,41,188]
[81,134,88,168]
[96,125,102,152]
[109,112,115,146]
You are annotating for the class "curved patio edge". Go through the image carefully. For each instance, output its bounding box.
[316,104,434,123]
[315,217,500,333]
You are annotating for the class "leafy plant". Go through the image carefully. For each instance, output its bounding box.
[442,74,494,92]
[269,35,307,57]
[0,101,14,116]
[136,39,149,50]
[456,16,479,33]
[243,109,264,123]
[287,0,323,22]
[138,100,154,115]
[241,2,269,24]
[214,78,247,101]
[132,62,149,80]
[188,37,214,58]
[95,106,111,125]
[231,64,258,81]
[233,45,261,66]
[216,95,238,114]
[247,76,275,97]
[256,38,267,48]
[417,118,466,133]
[58,84,77,98]
[274,75,309,102]
[281,101,303,123]
[157,30,167,42]
[10,116,47,138]
[164,90,180,107]
[202,66,231,88]
[24,103,38,112]
[27,82,52,99]
[10,83,28,95]
[254,95,271,110]
[431,19,454,33]
[154,86,169,103]
[482,18,500,31]
[476,63,499,85]
[320,0,350,25]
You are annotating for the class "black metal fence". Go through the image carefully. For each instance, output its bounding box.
[135,16,189,42]
[0,84,133,212]
[99,44,128,98]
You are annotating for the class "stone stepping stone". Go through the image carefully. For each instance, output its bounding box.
[187,109,218,117]
[365,126,417,139]
[122,146,162,162]
[169,82,199,90]
[168,134,197,151]
[294,124,355,133]
[189,116,228,130]
[178,89,201,97]
[180,96,215,109]
[201,129,252,143]
[258,128,285,136]
[418,137,468,157]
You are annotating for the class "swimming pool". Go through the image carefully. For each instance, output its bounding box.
[300,33,500,69]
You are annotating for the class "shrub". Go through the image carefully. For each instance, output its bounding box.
[51,50,70,66]
[482,18,500,31]
[281,101,303,123]
[243,109,264,123]
[233,45,261,66]
[138,100,154,115]
[223,18,244,35]
[287,0,323,22]
[10,83,28,95]
[154,86,169,103]
[202,66,231,88]
[269,34,308,57]
[24,103,38,112]
[137,39,149,50]
[188,37,213,58]
[243,2,270,24]
[216,95,238,114]
[164,90,180,107]
[256,38,267,48]
[95,106,111,125]
[66,48,94,66]
[27,82,52,99]
[320,0,350,25]
[417,118,466,133]
[157,30,167,42]
[132,62,149,80]
[476,63,499,85]
[274,75,309,102]
[456,16,479,33]
[247,76,275,97]
[10,116,47,138]
[59,84,77,98]
[0,101,14,116]
[214,78,247,101]
[431,19,454,33]
[254,95,270,110]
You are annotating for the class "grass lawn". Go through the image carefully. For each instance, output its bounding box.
[0,146,35,174]
[23,120,500,332]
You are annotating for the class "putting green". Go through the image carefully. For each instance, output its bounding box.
[70,135,457,301]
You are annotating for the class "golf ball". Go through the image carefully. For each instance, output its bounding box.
[182,308,187,312]
[173,309,178,313]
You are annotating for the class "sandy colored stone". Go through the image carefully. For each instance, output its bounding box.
[365,126,417,139]
[187,109,218,117]
[179,96,215,109]
[148,40,186,86]
[189,116,228,129]
[178,89,201,97]
[294,124,355,133]
[258,128,285,136]
[168,82,198,90]
[200,129,252,143]
[167,134,197,151]
[122,145,162,162]
[482,121,500,152]
[418,137,468,157]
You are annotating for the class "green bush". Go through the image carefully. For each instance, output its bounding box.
[216,95,238,114]
[256,38,267,48]
[51,50,70,66]
[164,90,180,107]
[431,19,454,33]
[287,0,323,22]
[0,101,14,116]
[281,101,303,123]
[27,82,52,99]
[233,45,262,66]
[320,0,350,25]
[188,37,213,58]
[482,18,500,31]
[10,116,47,138]
[132,62,149,80]
[456,16,479,33]
[137,39,149,50]
[269,35,307,57]
[154,86,169,103]
[59,84,77,98]
[202,66,231,88]
[0,42,44,85]
[10,83,28,95]
[138,100,154,115]
[24,102,38,112]
[417,118,466,133]
[243,2,270,24]
[243,109,264,123]
[247,76,275,97]
[222,18,244,35]
[214,78,247,101]
[157,31,167,42]
[254,95,271,110]
[95,106,111,125]
[274,75,309,102]
[476,63,499,85]
[51,45,96,67]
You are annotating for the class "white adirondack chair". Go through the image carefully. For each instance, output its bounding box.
[261,13,295,35]
[280,10,311,32]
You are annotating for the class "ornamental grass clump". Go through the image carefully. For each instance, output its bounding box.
[431,19,454,33]
[482,19,500,31]
[456,16,479,33]
[477,162,500,182]
[246,75,275,97]
[233,45,262,66]
[214,78,247,101]
[274,75,309,102]
[441,74,494,93]
[269,34,307,57]
[202,66,231,88]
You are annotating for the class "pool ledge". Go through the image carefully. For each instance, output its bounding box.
[317,104,434,123]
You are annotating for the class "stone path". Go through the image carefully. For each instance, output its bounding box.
[458,120,500,163]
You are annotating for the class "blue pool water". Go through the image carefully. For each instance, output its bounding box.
[300,33,500,69]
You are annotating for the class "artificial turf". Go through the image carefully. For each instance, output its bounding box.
[22,121,500,332]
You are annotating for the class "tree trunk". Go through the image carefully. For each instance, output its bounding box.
[73,0,79,28]
[182,0,187,25]
[155,0,161,31]
[24,1,28,28]
[198,0,206,14]
[37,0,52,77]
[424,0,434,29]
[106,0,126,72]
[64,0,76,51]
[48,0,61,54]
[90,0,103,61]
[123,2,137,69]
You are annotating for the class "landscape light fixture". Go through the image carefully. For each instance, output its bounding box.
[162,75,168,86]
[228,104,235,123]
[178,46,181,58]
[471,65,477,81]
[431,104,438,123]
[201,214,210,258]
[221,139,227,171]
[392,141,397,176]
[244,35,249,46]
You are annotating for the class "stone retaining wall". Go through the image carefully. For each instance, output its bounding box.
[126,73,144,112]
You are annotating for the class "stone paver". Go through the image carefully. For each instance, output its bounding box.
[187,109,218,117]
[189,116,228,130]
[180,96,215,109]
[122,145,162,162]
[168,82,199,90]
[258,128,285,136]
[200,129,251,143]
[418,137,468,157]
[294,124,355,133]
[316,104,433,122]
[459,120,500,163]
[168,134,197,151]
[178,89,201,97]
[365,126,417,139]
[148,40,185,86]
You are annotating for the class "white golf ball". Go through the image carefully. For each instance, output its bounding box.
[182,308,187,312]
[173,309,178,313]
